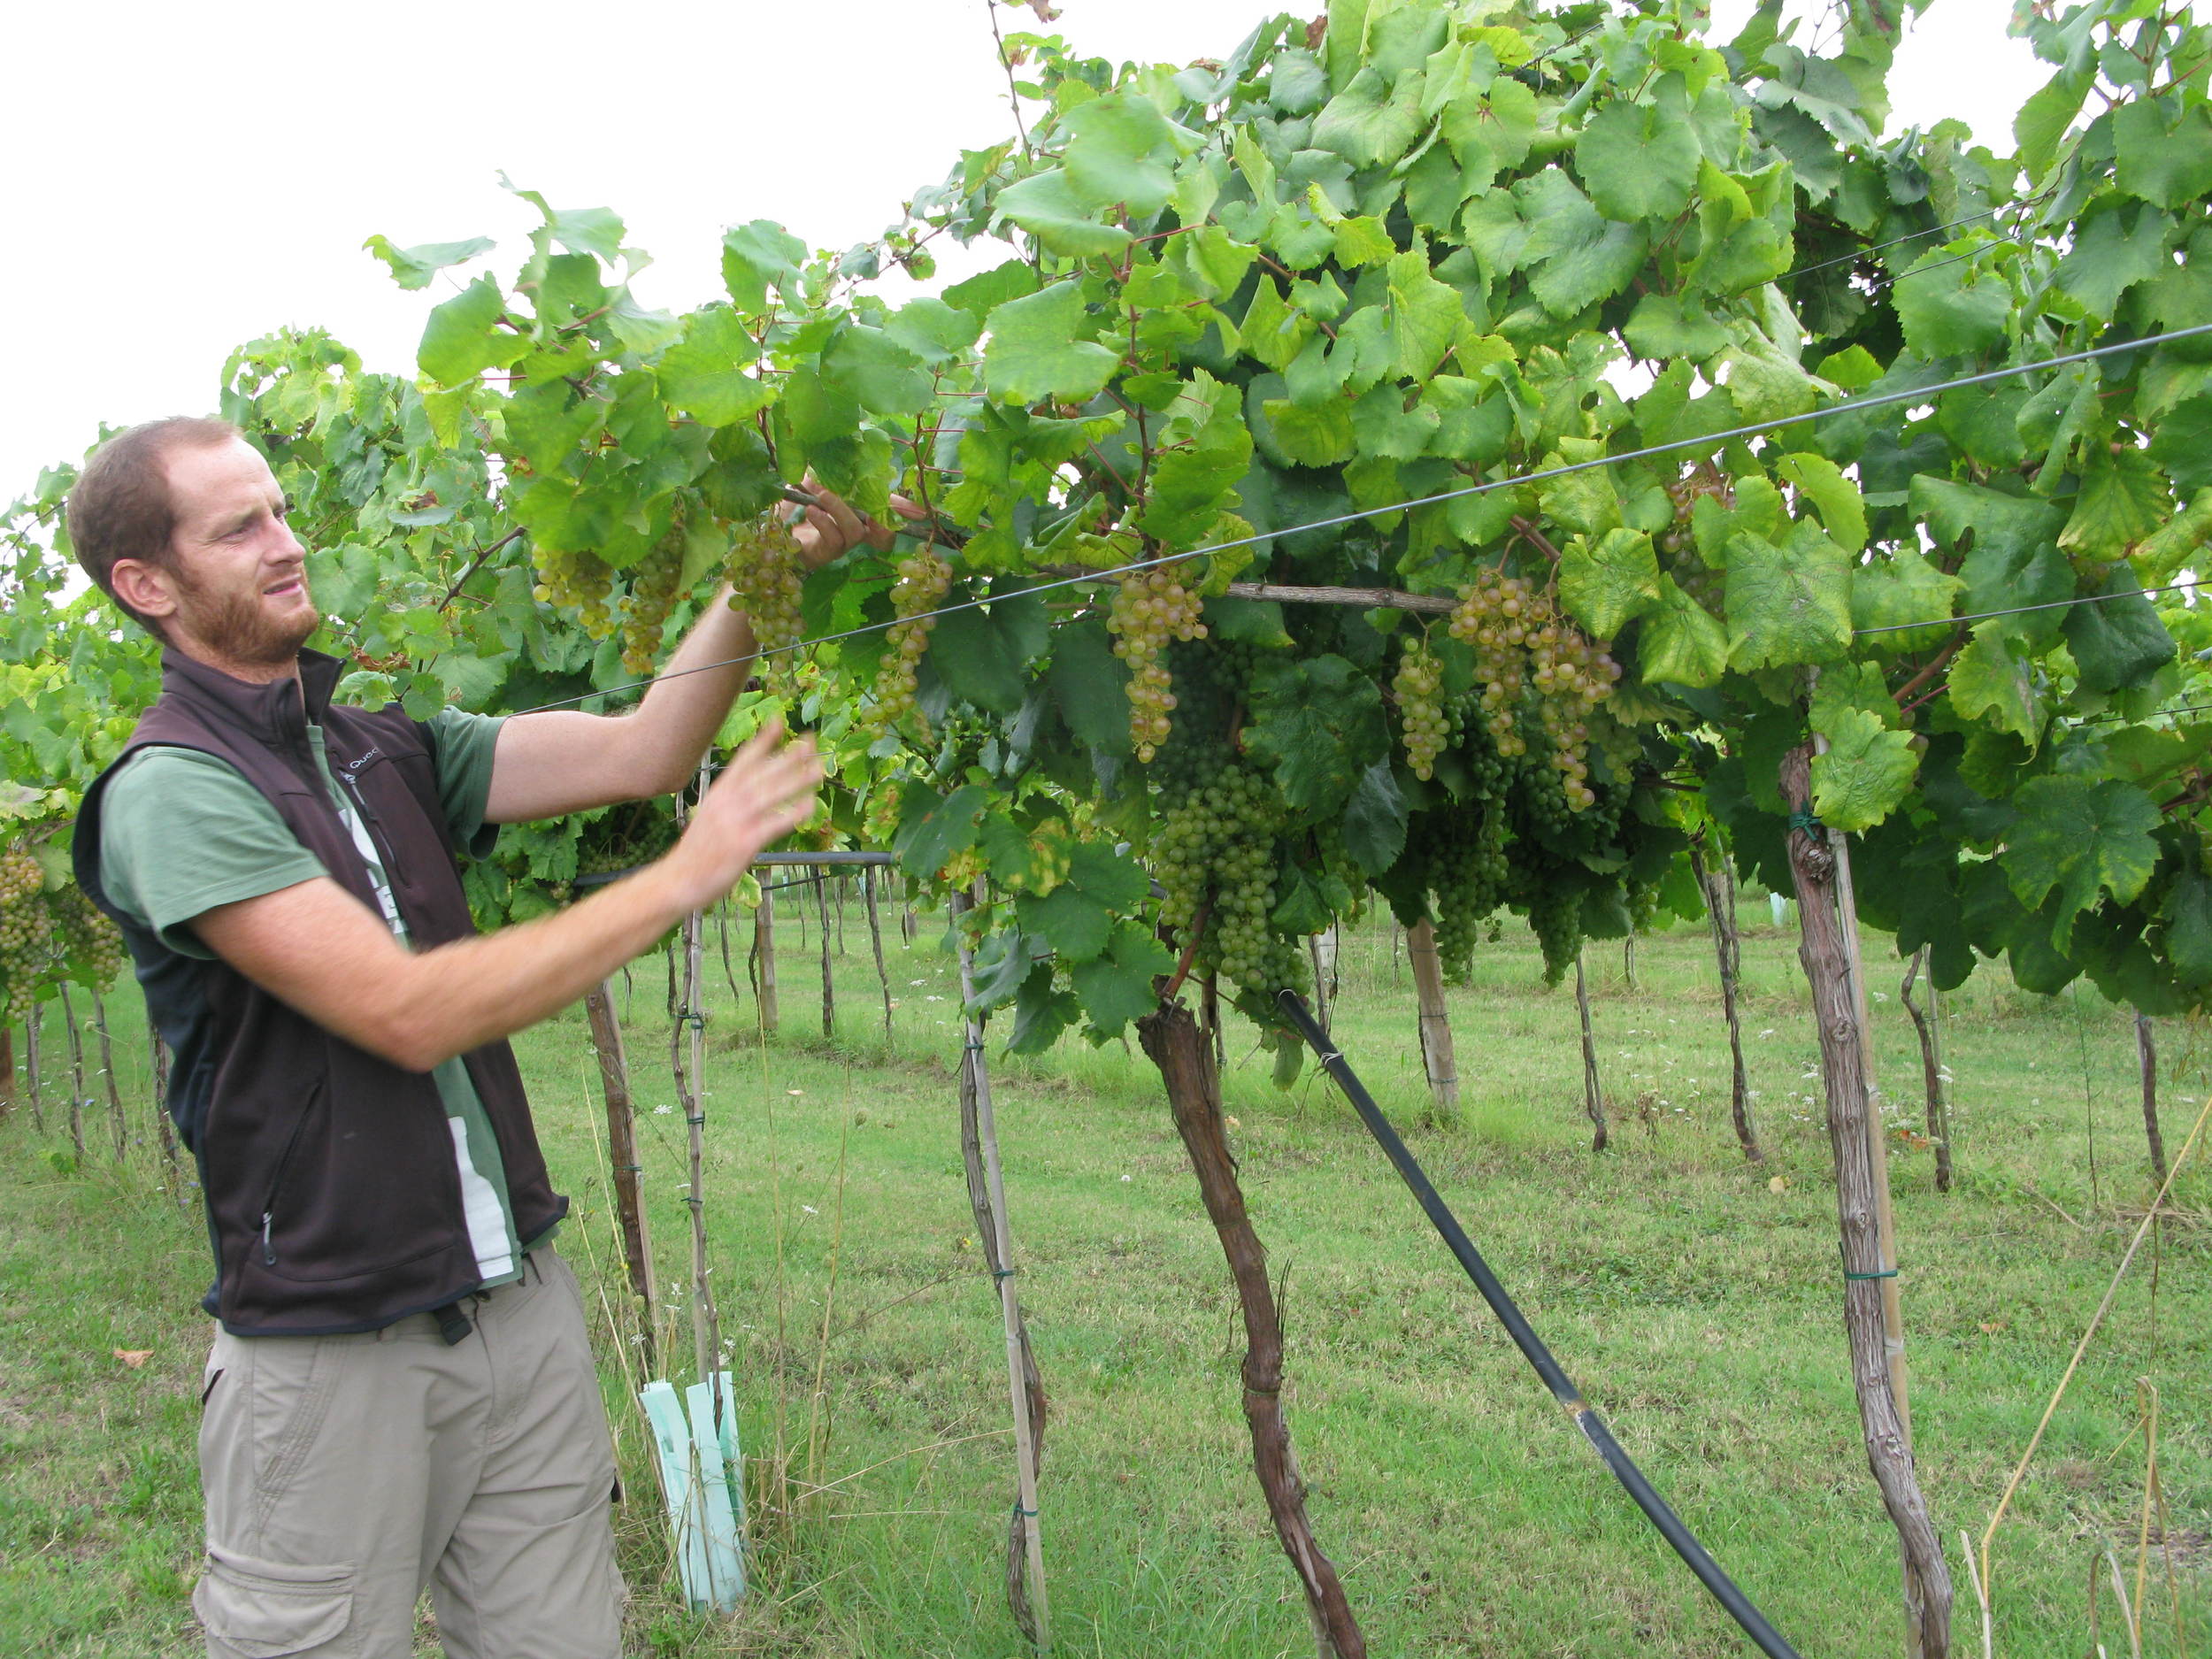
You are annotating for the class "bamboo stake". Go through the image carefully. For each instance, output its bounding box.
[1406,919,1459,1123]
[950,893,1050,1648]
[1783,745,1949,1658]
[2136,1012,2166,1185]
[586,980,657,1355]
[1901,949,1955,1194]
[1573,952,1608,1152]
[863,870,894,1043]
[58,984,85,1162]
[672,780,724,1406]
[1691,840,1761,1161]
[753,887,780,1033]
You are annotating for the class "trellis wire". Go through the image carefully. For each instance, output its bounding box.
[508,321,2212,718]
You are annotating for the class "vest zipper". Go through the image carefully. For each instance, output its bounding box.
[257,1086,320,1269]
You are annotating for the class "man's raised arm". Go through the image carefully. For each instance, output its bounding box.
[193,724,821,1073]
[483,487,910,824]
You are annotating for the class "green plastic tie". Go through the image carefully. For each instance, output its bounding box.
[1787,809,1824,834]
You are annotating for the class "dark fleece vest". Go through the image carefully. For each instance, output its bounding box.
[73,648,566,1335]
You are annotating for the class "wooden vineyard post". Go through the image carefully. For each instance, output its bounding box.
[816,874,836,1040]
[1782,744,1951,1658]
[91,990,125,1159]
[950,895,1050,1648]
[1690,839,1762,1161]
[2136,1011,2167,1185]
[1573,952,1609,1152]
[585,980,657,1353]
[1405,919,1459,1123]
[58,985,86,1161]
[862,869,894,1043]
[24,1004,42,1133]
[0,1023,12,1117]
[1137,999,1364,1659]
[149,1016,180,1196]
[1901,950,1955,1194]
[753,885,780,1034]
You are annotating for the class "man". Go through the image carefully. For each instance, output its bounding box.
[68,416,889,1658]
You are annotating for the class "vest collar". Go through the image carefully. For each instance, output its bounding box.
[157,647,345,749]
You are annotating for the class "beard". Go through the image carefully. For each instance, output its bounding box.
[171,565,321,670]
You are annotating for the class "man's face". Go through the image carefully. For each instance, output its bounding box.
[159,438,319,670]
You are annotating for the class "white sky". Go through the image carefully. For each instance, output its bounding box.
[0,0,2040,502]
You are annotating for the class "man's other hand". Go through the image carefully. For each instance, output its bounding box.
[789,477,926,569]
[660,718,824,910]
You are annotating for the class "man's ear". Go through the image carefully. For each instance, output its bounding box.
[110,557,180,626]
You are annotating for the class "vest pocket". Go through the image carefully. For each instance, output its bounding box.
[193,1544,358,1657]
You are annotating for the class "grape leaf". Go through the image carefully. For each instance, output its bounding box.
[2112,95,2212,211]
[2159,868,2212,986]
[1341,759,1408,875]
[418,277,529,388]
[1007,964,1080,1055]
[982,284,1120,405]
[1774,452,1866,554]
[1810,705,1916,833]
[1724,520,1852,671]
[994,169,1134,259]
[894,783,990,878]
[2002,775,2162,945]
[1638,577,1730,688]
[1048,618,1133,757]
[364,234,495,292]
[1311,64,1425,168]
[657,308,772,427]
[1245,655,1389,813]
[2062,569,2175,694]
[1946,622,2043,745]
[2053,199,2172,321]
[1575,82,1699,221]
[1071,923,1175,1035]
[2147,395,2212,495]
[719,219,805,311]
[1891,246,2009,357]
[1519,172,1647,318]
[1849,545,1961,653]
[1387,249,1466,382]
[2058,448,2172,561]
[1061,90,1181,217]
[1622,294,1732,361]
[1561,527,1660,639]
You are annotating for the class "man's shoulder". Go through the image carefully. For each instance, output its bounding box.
[104,743,254,803]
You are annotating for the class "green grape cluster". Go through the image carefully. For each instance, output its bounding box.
[1660,464,1732,557]
[1523,880,1584,987]
[533,547,617,637]
[1154,762,1302,996]
[50,885,125,988]
[618,518,687,677]
[0,848,50,1019]
[727,513,805,681]
[1428,803,1510,982]
[865,546,953,740]
[1392,634,1451,780]
[1108,561,1206,762]
[1445,569,1621,810]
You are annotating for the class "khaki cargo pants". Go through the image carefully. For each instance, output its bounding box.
[193,1250,626,1658]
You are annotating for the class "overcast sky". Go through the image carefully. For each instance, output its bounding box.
[0,1,2040,502]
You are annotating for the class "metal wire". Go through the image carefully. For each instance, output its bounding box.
[508,321,2212,717]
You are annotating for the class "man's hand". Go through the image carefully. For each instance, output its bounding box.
[659,719,825,911]
[787,476,925,570]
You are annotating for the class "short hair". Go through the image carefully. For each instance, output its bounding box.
[66,417,243,634]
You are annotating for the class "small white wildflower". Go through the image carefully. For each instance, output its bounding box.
[1759,1029,1776,1039]
[802,1204,818,1216]
[655,1104,673,1116]
[1120,1174,1132,1182]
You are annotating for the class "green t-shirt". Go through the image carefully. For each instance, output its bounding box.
[100,705,553,1287]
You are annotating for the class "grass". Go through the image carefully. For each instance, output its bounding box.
[2,890,2208,1657]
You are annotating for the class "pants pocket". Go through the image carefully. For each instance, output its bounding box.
[193,1544,359,1659]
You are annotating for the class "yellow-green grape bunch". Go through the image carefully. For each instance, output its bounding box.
[1,849,50,1018]
[727,513,806,669]
[618,516,687,678]
[1107,561,1206,762]
[533,546,617,638]
[1393,635,1450,780]
[1447,570,1620,810]
[866,546,954,739]
[50,884,125,988]
[1661,464,1732,557]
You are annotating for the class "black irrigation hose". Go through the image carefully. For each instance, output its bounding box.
[1274,991,1802,1659]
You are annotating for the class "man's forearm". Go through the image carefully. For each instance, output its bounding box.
[620,586,757,795]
